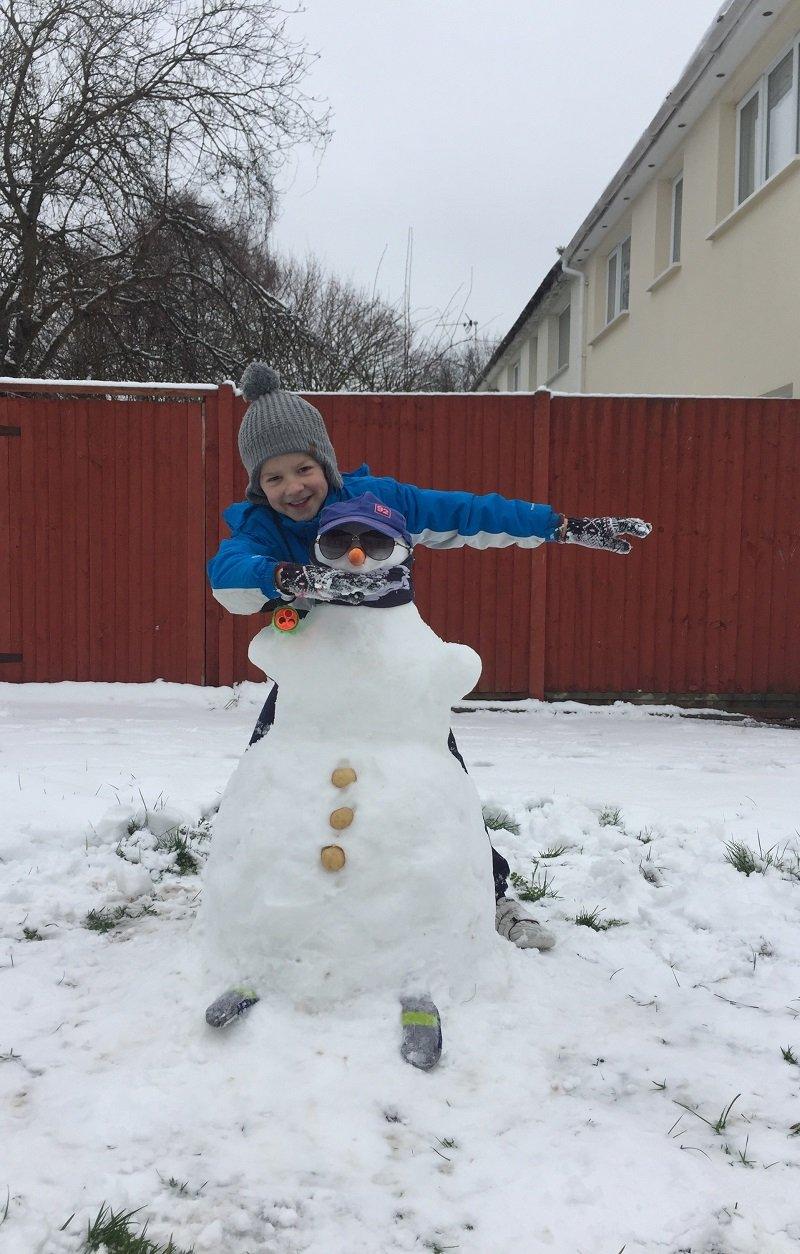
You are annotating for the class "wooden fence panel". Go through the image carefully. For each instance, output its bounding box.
[546,394,800,700]
[4,395,206,683]
[0,399,23,682]
[2,385,799,703]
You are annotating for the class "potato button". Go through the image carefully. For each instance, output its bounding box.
[321,845,346,871]
[329,806,354,830]
[331,767,357,788]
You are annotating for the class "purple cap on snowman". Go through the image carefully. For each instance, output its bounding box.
[317,492,412,546]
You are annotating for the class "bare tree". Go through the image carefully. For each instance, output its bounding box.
[56,193,327,381]
[270,254,498,393]
[0,0,330,376]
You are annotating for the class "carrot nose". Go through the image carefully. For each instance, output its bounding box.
[348,546,366,566]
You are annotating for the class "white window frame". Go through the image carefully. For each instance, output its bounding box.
[736,83,762,205]
[735,34,800,206]
[606,236,631,324]
[670,172,684,265]
[510,359,520,391]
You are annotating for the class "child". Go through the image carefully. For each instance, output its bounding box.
[208,362,651,953]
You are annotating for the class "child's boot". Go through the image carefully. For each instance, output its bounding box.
[205,986,260,1028]
[495,896,555,951]
[400,995,442,1070]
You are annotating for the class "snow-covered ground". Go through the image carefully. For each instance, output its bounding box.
[1,681,799,1254]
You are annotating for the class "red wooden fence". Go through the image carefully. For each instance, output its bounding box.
[2,382,799,705]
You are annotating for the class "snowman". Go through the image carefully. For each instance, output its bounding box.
[200,493,503,1069]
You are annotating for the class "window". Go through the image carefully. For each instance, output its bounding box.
[510,359,520,391]
[767,50,795,176]
[606,237,630,323]
[529,336,538,387]
[557,306,570,371]
[736,37,800,204]
[671,173,683,264]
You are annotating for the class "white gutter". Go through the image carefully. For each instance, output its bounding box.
[558,251,587,392]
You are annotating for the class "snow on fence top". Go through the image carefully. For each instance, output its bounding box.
[0,376,220,395]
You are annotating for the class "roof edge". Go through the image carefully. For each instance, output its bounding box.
[473,260,563,389]
[562,0,771,262]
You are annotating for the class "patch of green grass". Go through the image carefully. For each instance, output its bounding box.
[781,1045,798,1066]
[61,1202,193,1253]
[538,843,568,859]
[84,904,155,934]
[723,835,793,877]
[155,831,199,876]
[85,907,126,934]
[22,927,44,941]
[598,805,623,828]
[509,866,559,904]
[482,805,520,837]
[723,840,760,875]
[674,1092,741,1135]
[730,1135,756,1168]
[573,907,627,932]
[157,1174,206,1200]
[157,821,211,875]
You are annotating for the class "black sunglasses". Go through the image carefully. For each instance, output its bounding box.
[318,527,398,561]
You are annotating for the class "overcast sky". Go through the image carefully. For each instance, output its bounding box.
[270,1,724,342]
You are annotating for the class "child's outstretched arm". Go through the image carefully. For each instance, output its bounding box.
[358,475,651,556]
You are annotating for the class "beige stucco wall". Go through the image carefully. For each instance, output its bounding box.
[583,3,800,398]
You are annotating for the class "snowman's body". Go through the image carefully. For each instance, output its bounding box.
[200,600,500,1009]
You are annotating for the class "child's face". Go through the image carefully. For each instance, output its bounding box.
[259,452,329,521]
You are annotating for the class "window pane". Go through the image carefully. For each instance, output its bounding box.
[738,93,759,202]
[671,177,683,264]
[620,237,631,312]
[558,306,570,370]
[607,251,618,323]
[766,51,795,177]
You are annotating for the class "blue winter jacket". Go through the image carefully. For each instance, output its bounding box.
[207,464,562,614]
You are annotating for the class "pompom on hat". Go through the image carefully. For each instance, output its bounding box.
[237,361,343,503]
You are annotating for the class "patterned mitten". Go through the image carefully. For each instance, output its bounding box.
[561,516,652,555]
[276,562,410,605]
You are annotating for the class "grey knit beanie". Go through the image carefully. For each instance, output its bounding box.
[237,362,343,503]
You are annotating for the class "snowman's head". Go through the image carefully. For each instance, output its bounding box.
[314,493,412,573]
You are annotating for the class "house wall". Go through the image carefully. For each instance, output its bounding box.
[583,2,800,398]
[479,275,583,393]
